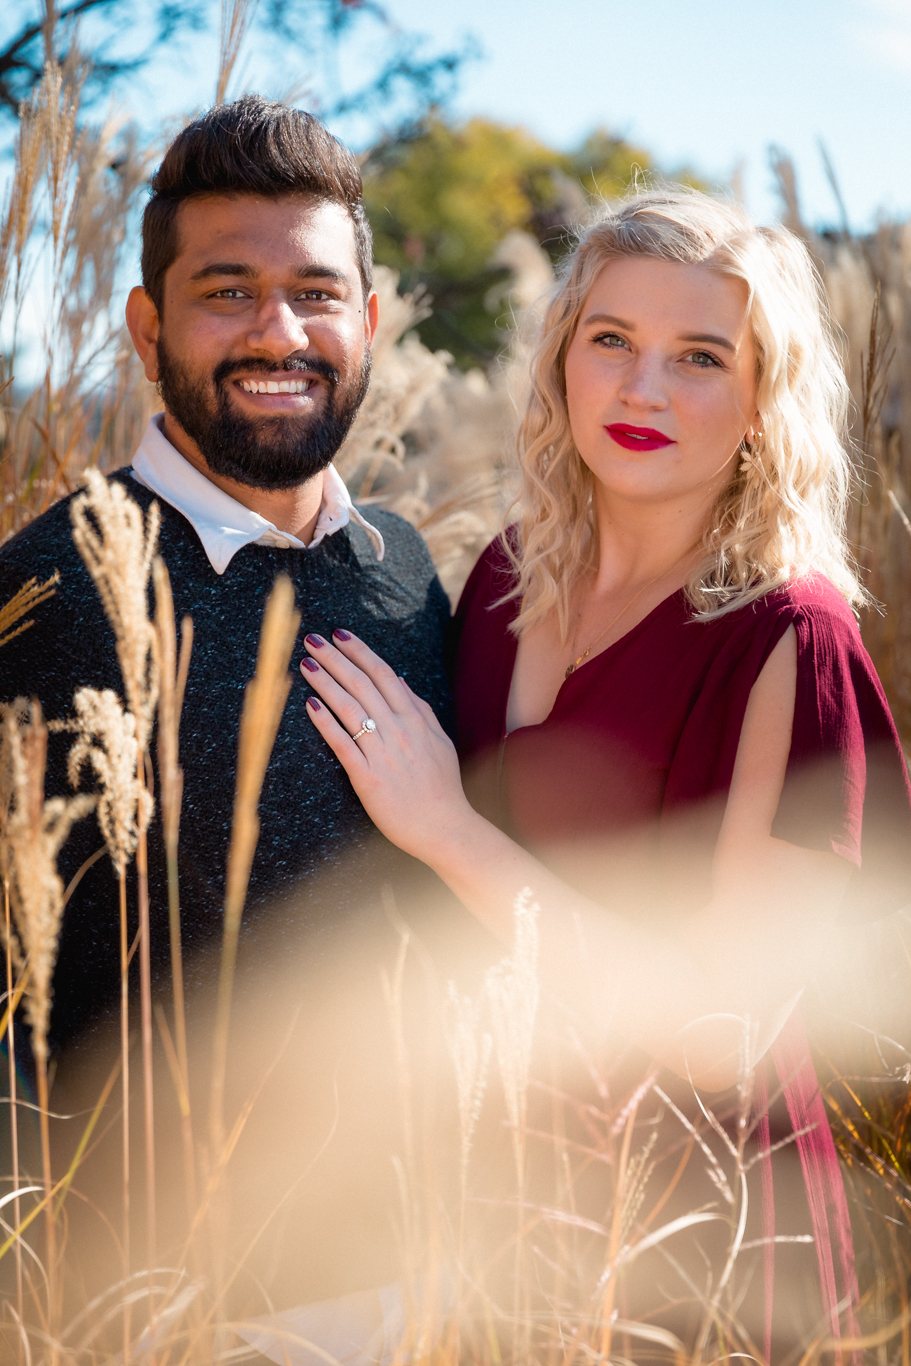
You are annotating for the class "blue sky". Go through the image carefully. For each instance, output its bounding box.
[375,0,911,230]
[97,0,911,232]
[4,0,910,231]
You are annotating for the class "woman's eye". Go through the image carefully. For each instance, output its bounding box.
[687,350,721,368]
[594,332,629,350]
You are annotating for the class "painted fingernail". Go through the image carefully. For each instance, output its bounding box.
[333,628,351,642]
[307,696,321,710]
[300,657,320,674]
[305,633,325,649]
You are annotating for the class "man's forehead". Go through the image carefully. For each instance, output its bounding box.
[172,193,357,272]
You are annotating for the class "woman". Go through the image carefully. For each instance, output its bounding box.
[299,190,911,1345]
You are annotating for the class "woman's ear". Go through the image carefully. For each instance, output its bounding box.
[125,287,161,382]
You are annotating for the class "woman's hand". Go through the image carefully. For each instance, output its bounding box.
[300,629,478,862]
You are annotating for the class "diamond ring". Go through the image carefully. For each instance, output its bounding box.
[352,718,377,741]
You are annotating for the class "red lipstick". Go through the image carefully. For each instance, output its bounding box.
[606,424,675,451]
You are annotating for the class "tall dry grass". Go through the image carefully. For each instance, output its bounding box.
[0,52,909,1366]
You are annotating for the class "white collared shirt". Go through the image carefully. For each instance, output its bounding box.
[130,413,384,575]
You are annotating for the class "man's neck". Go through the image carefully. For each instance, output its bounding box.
[161,412,326,544]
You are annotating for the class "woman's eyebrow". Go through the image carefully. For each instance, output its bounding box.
[582,312,632,328]
[679,332,736,353]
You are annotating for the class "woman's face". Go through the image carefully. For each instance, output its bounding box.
[563,255,760,514]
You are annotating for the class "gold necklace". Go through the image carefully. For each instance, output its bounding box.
[564,544,700,679]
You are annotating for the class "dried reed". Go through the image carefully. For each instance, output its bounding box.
[153,556,196,1223]
[208,573,300,1159]
[0,698,93,1335]
[0,572,59,650]
[485,887,539,1354]
[70,469,160,1279]
[51,683,149,1347]
[215,0,261,106]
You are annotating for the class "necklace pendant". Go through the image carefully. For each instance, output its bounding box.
[564,663,576,678]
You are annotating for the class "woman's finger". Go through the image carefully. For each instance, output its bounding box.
[302,632,399,721]
[328,629,416,714]
[304,694,371,772]
[300,653,384,740]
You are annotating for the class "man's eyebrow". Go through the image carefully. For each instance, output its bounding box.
[581,313,737,354]
[190,262,258,282]
[294,264,349,283]
[189,262,351,285]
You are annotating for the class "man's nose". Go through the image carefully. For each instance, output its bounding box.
[618,352,669,409]
[245,296,310,357]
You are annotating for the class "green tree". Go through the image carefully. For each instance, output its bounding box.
[363,115,660,367]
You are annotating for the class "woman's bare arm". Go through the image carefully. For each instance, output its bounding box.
[301,626,851,1090]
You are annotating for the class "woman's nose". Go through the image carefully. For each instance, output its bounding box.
[618,353,669,409]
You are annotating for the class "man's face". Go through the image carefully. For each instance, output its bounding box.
[149,194,375,490]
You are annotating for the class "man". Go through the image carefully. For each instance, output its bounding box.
[0,96,454,1053]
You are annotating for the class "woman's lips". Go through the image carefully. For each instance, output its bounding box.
[606,424,675,452]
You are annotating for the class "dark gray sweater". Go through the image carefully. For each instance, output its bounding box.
[0,470,455,1051]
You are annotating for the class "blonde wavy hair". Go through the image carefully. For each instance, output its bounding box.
[503,187,864,639]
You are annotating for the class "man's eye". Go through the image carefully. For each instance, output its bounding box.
[210,288,247,299]
[297,289,333,302]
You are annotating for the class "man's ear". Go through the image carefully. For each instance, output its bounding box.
[365,289,379,347]
[125,286,161,382]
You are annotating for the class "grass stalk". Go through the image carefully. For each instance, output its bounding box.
[135,778,156,1284]
[153,558,196,1221]
[119,865,131,1365]
[208,574,299,1161]
[4,881,23,1346]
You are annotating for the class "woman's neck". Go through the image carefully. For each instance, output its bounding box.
[589,486,711,595]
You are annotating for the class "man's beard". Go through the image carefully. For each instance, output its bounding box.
[155,339,371,491]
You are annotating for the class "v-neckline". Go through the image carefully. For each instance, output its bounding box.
[503,587,686,738]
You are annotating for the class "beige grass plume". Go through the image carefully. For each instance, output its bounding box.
[0,698,94,1063]
[70,468,160,749]
[444,982,492,1192]
[0,572,59,650]
[485,886,540,1154]
[54,686,151,874]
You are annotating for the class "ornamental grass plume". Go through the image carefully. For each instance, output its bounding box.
[59,686,151,873]
[69,469,160,749]
[0,572,59,650]
[52,684,151,1328]
[444,982,492,1211]
[70,468,161,1273]
[0,698,93,1324]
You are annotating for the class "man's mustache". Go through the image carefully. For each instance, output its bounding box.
[213,355,340,388]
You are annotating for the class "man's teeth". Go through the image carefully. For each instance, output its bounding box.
[239,378,313,394]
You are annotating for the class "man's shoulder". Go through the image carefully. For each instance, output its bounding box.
[350,505,436,578]
[0,466,148,565]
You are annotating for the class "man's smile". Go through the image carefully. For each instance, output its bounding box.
[238,377,315,395]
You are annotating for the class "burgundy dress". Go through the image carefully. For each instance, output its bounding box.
[453,534,911,1352]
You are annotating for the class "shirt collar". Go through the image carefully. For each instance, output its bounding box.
[130,413,384,575]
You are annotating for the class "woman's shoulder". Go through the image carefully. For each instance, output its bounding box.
[455,530,519,621]
[717,573,861,644]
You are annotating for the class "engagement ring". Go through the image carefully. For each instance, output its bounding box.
[352,718,377,741]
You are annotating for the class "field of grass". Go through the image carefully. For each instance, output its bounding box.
[0,56,910,1366]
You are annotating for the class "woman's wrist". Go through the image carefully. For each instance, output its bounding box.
[413,799,495,877]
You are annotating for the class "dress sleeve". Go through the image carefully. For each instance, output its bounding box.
[772,601,911,920]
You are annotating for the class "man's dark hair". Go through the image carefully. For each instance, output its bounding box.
[141,95,373,312]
